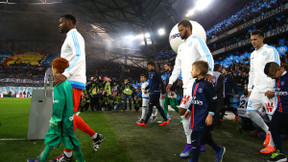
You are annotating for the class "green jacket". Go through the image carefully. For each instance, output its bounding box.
[123,84,132,95]
[104,81,111,95]
[44,80,80,149]
[90,83,100,95]
[114,95,122,104]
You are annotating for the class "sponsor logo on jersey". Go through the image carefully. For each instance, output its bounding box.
[191,99,203,105]
[181,95,190,105]
[265,102,274,112]
[53,100,59,103]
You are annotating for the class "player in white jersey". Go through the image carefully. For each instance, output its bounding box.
[166,19,214,158]
[247,30,280,154]
[136,74,150,123]
[53,14,104,161]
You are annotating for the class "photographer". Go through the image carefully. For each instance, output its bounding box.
[122,79,134,111]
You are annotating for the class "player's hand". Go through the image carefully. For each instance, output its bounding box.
[205,113,213,126]
[248,91,251,97]
[205,74,213,83]
[184,110,191,120]
[144,90,147,94]
[166,84,172,92]
[53,74,67,86]
[265,91,275,99]
[161,94,165,99]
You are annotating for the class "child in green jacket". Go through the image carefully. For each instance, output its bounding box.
[28,58,84,162]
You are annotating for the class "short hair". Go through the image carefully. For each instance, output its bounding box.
[214,64,221,71]
[52,57,69,73]
[193,61,209,76]
[250,30,264,37]
[140,74,146,78]
[147,61,155,67]
[164,62,172,67]
[61,14,76,25]
[264,62,279,76]
[178,19,192,31]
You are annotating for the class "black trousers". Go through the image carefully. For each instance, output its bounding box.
[144,94,167,124]
[270,111,288,153]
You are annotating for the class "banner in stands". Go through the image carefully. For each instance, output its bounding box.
[208,3,288,44]
[0,78,42,84]
[0,86,41,95]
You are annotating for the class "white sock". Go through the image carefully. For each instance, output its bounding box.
[167,112,170,119]
[154,109,158,117]
[91,133,98,139]
[64,151,72,157]
[141,107,146,119]
[181,115,192,144]
[247,111,269,134]
[268,132,275,148]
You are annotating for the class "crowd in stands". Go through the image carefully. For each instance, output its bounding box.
[0,52,57,87]
[206,0,287,39]
[155,49,177,61]
[208,14,288,51]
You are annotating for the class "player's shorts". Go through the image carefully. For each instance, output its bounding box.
[180,87,193,109]
[73,88,82,112]
[247,89,277,116]
[142,97,149,107]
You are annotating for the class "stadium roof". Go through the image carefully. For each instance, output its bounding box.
[0,0,248,65]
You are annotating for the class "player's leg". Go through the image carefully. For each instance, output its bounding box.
[73,114,104,152]
[140,98,148,122]
[246,90,271,153]
[179,88,193,158]
[137,97,155,126]
[260,94,277,154]
[154,94,168,126]
[190,131,201,162]
[268,111,288,161]
[203,126,226,161]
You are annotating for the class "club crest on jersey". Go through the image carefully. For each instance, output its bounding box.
[281,81,285,86]
[188,42,192,47]
[262,51,267,56]
[198,88,203,93]
[265,102,274,112]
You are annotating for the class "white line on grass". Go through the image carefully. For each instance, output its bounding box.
[0,138,27,141]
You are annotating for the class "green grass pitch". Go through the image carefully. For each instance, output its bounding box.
[0,98,287,162]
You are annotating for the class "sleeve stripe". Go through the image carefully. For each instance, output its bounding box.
[66,31,81,72]
[194,36,213,71]
[267,45,280,65]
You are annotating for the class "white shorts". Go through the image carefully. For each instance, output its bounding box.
[247,90,277,116]
[180,87,193,109]
[142,98,149,107]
